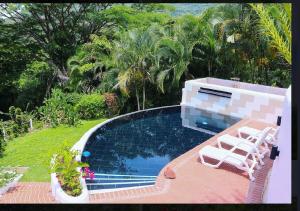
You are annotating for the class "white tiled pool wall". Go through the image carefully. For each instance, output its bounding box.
[181,78,286,124]
[181,106,234,131]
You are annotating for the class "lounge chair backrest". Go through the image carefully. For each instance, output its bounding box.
[254,127,272,146]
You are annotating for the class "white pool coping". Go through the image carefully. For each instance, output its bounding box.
[71,105,179,194]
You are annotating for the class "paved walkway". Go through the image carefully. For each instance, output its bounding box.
[0,119,275,204]
[0,182,55,204]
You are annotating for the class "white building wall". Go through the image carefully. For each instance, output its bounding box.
[263,86,291,203]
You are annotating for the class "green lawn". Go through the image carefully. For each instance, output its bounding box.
[0,119,106,182]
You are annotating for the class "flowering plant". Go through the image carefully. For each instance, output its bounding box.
[81,167,95,180]
[50,143,88,196]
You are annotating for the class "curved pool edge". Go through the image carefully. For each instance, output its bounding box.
[71,104,242,195]
[71,104,180,162]
[71,105,180,194]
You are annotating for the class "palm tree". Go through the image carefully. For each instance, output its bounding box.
[113,25,163,110]
[153,14,204,93]
[249,3,291,65]
[192,24,221,77]
[67,35,113,93]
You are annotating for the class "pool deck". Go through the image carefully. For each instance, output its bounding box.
[0,118,274,204]
[89,118,275,203]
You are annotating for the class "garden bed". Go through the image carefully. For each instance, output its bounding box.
[51,173,89,203]
[0,168,23,196]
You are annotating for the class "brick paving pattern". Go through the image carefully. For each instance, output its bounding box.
[245,158,274,203]
[0,182,56,204]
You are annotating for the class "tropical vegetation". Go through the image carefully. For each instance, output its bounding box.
[0,3,291,181]
[50,143,88,196]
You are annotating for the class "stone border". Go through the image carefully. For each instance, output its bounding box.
[0,174,23,196]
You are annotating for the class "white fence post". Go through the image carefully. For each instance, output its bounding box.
[2,127,7,141]
[29,119,33,131]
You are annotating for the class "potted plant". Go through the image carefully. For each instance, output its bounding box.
[50,144,90,203]
[0,167,23,195]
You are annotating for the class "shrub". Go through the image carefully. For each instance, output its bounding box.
[0,167,17,188]
[0,134,5,158]
[64,92,83,106]
[0,106,30,141]
[39,89,80,127]
[8,106,30,134]
[50,144,88,197]
[75,93,106,119]
[16,60,52,111]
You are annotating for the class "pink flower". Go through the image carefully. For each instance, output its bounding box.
[89,172,95,180]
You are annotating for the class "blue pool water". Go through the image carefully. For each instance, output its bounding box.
[82,105,240,191]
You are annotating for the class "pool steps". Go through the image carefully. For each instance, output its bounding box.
[86,174,157,190]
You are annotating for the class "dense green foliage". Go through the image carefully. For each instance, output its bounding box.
[0,106,30,141]
[38,89,80,127]
[250,3,291,64]
[0,3,291,115]
[51,143,88,196]
[0,119,106,181]
[0,3,292,159]
[75,93,106,119]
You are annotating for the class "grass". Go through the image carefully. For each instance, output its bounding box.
[0,119,106,182]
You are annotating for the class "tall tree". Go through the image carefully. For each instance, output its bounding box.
[0,19,41,111]
[153,14,204,93]
[114,25,164,110]
[0,3,112,84]
[67,35,114,93]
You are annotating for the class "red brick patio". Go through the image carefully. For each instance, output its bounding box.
[0,182,55,204]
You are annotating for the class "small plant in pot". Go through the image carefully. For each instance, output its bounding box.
[50,144,88,197]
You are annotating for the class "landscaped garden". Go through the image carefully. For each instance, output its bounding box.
[0,119,106,182]
[0,3,291,203]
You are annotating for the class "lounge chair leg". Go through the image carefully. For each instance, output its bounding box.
[258,155,264,165]
[217,141,222,149]
[256,163,261,170]
[251,154,261,169]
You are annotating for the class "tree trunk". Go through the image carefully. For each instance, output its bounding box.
[208,61,211,77]
[135,86,140,111]
[250,60,254,83]
[142,79,145,110]
[265,67,269,86]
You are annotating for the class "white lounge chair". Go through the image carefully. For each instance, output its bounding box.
[237,126,279,145]
[199,145,258,181]
[217,127,271,166]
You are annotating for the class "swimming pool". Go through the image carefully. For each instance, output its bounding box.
[81,105,240,191]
